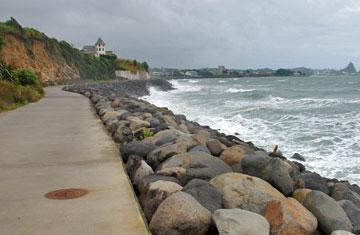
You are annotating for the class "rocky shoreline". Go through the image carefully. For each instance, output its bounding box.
[64,79,360,235]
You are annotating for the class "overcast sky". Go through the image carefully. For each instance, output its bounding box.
[1,0,360,69]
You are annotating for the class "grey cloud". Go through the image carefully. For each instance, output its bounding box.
[1,0,359,69]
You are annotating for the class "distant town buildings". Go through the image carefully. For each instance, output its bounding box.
[82,38,113,57]
[218,65,226,75]
[149,62,359,79]
[185,70,199,77]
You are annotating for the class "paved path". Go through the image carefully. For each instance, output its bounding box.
[0,87,149,235]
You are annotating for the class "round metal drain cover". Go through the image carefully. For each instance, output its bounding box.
[45,188,88,200]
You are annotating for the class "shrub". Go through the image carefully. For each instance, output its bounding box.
[16,68,40,86]
[143,128,155,139]
[0,36,3,51]
[0,80,43,112]
[0,62,17,83]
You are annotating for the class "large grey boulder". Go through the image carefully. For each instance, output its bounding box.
[149,192,212,235]
[338,200,360,234]
[188,145,211,154]
[303,190,353,234]
[147,137,198,168]
[331,183,360,208]
[213,209,270,235]
[210,173,285,214]
[240,152,300,196]
[159,151,232,183]
[301,172,330,194]
[143,129,180,146]
[120,141,157,162]
[182,179,222,212]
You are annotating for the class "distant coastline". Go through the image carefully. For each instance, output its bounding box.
[150,62,359,79]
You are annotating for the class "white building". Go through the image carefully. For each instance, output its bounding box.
[82,38,107,57]
[94,38,106,56]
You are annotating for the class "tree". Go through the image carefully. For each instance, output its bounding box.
[275,69,294,76]
[141,62,149,71]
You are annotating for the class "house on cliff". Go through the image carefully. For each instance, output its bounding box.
[82,38,113,57]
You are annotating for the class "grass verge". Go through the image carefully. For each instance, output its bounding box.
[0,80,44,112]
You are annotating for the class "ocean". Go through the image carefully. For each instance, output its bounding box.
[143,76,360,185]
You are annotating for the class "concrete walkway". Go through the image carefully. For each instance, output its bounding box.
[0,87,149,235]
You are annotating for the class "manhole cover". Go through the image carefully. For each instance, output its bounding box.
[45,188,88,200]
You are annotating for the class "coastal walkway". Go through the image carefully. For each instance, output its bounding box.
[0,87,149,235]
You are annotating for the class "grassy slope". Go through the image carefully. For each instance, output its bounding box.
[0,80,43,112]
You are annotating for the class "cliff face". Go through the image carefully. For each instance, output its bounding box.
[0,18,116,84]
[1,34,80,83]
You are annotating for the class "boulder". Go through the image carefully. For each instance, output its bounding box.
[149,192,212,235]
[263,158,297,196]
[128,117,150,130]
[303,190,353,234]
[125,155,143,182]
[293,188,312,205]
[120,141,157,162]
[159,151,233,182]
[138,174,182,194]
[149,117,161,128]
[292,153,306,162]
[240,152,298,196]
[210,173,285,214]
[235,150,270,177]
[213,209,270,235]
[337,200,360,234]
[156,167,187,184]
[188,145,211,154]
[219,145,253,166]
[141,180,182,221]
[206,139,226,156]
[182,179,222,212]
[331,183,360,208]
[147,139,196,168]
[192,130,211,144]
[264,197,318,235]
[162,115,179,128]
[111,97,122,108]
[113,125,133,144]
[144,129,180,146]
[330,231,356,235]
[301,172,330,195]
[133,160,154,186]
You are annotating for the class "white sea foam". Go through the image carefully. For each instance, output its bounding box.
[188,80,200,83]
[143,78,360,184]
[219,80,226,83]
[226,88,255,93]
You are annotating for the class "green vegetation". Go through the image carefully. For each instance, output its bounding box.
[0,36,3,52]
[138,128,155,140]
[116,58,149,73]
[275,69,294,76]
[0,61,43,112]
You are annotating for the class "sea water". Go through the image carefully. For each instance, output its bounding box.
[143,76,360,184]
